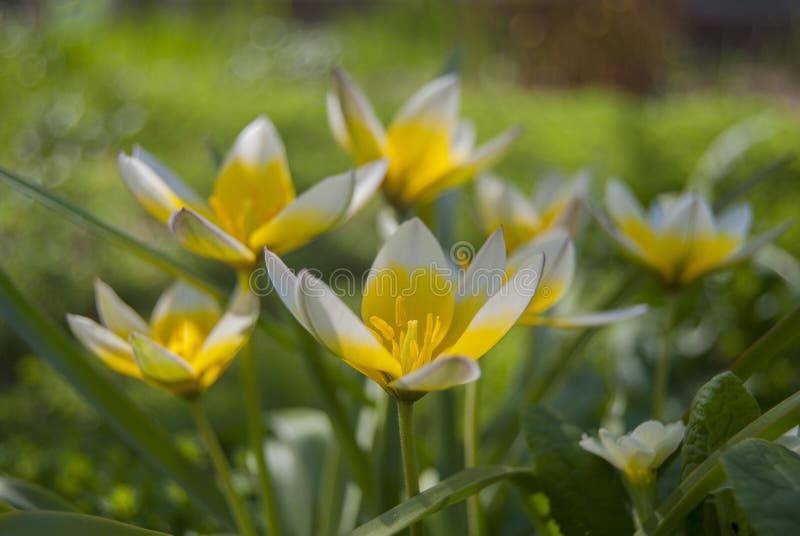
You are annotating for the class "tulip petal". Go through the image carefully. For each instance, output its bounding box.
[520,304,649,328]
[443,252,543,359]
[328,68,387,164]
[389,356,480,394]
[129,333,195,383]
[723,220,793,266]
[605,179,645,226]
[450,120,476,162]
[169,208,256,266]
[421,126,523,201]
[132,145,209,210]
[345,158,389,219]
[391,74,460,132]
[66,314,141,378]
[476,174,539,251]
[662,192,715,238]
[248,170,354,253]
[298,271,402,378]
[263,249,311,331]
[717,203,752,237]
[94,279,149,338]
[151,280,221,327]
[193,285,259,374]
[508,229,574,314]
[118,152,186,223]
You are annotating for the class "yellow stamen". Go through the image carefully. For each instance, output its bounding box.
[395,295,407,327]
[369,315,396,342]
[399,320,418,374]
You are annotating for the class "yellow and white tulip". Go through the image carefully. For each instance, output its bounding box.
[477,172,589,253]
[580,420,685,481]
[602,180,791,287]
[67,280,258,397]
[118,116,388,267]
[265,218,544,401]
[328,67,522,208]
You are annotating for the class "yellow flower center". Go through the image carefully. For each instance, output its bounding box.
[152,312,218,362]
[368,295,442,376]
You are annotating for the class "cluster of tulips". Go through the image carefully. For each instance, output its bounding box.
[64,68,789,535]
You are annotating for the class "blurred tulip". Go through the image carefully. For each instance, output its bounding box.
[265,218,544,401]
[118,116,388,267]
[68,279,258,397]
[328,67,522,208]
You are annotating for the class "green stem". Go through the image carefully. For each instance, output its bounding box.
[241,344,281,535]
[464,381,484,536]
[653,296,677,420]
[625,472,657,531]
[189,398,256,536]
[397,400,421,536]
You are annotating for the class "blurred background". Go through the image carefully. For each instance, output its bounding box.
[1,0,799,533]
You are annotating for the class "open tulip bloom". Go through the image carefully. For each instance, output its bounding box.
[265,218,545,401]
[328,67,523,208]
[67,280,259,397]
[477,172,590,253]
[118,116,388,267]
[602,180,791,288]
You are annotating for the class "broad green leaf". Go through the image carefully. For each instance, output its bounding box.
[0,476,76,512]
[721,439,800,535]
[681,372,761,479]
[0,269,232,527]
[730,304,800,381]
[0,511,169,535]
[642,388,800,535]
[349,466,531,536]
[522,406,634,535]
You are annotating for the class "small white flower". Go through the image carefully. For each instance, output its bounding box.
[580,420,685,478]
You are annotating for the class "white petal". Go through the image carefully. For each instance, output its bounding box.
[248,169,355,253]
[523,304,649,328]
[263,249,311,331]
[450,120,476,162]
[193,285,260,372]
[661,192,715,238]
[444,253,543,359]
[391,74,460,132]
[129,333,195,382]
[67,314,139,377]
[508,228,575,306]
[717,203,752,236]
[298,272,401,378]
[118,152,186,223]
[328,68,387,161]
[579,435,619,469]
[390,356,480,394]
[169,208,256,266]
[345,158,388,219]
[377,206,400,242]
[597,429,629,471]
[723,220,793,266]
[151,280,221,327]
[605,179,645,226]
[224,115,287,168]
[94,279,149,337]
[132,145,208,210]
[369,217,449,275]
[476,174,539,235]
[618,435,656,469]
[460,226,507,304]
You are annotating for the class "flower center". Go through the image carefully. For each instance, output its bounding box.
[368,295,442,376]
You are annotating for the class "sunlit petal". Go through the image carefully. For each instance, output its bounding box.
[476,174,539,251]
[66,314,141,378]
[389,356,480,395]
[117,152,186,223]
[264,249,311,331]
[169,207,256,266]
[129,333,195,383]
[520,304,649,328]
[723,220,793,266]
[509,228,574,314]
[94,279,149,338]
[132,145,209,211]
[193,285,259,373]
[151,280,221,328]
[329,67,387,164]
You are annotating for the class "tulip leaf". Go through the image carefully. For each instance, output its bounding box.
[0,511,170,535]
[642,388,800,536]
[349,466,531,536]
[0,268,232,527]
[681,372,761,479]
[720,439,800,536]
[729,304,800,382]
[0,476,77,512]
[521,406,634,536]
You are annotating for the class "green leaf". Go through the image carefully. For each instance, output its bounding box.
[349,466,531,536]
[0,268,232,527]
[0,476,77,512]
[721,439,800,535]
[522,406,634,535]
[713,153,794,211]
[730,304,800,381]
[642,388,800,535]
[0,511,170,535]
[681,372,761,479]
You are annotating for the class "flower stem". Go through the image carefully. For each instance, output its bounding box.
[397,400,421,536]
[653,296,677,420]
[464,381,484,536]
[189,397,256,536]
[625,472,657,531]
[241,343,281,535]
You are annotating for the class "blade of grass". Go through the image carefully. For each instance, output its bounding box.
[0,511,170,536]
[713,154,794,211]
[0,268,233,527]
[729,304,800,381]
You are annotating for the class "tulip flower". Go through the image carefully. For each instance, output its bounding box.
[327,67,522,208]
[118,116,388,267]
[602,180,791,287]
[477,172,589,253]
[67,279,258,397]
[264,218,544,401]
